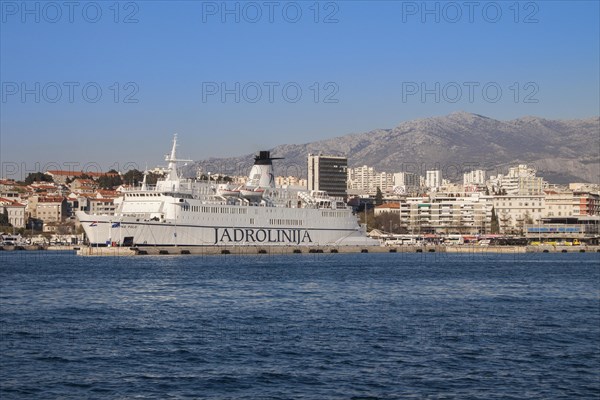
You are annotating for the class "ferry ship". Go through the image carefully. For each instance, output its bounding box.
[76,136,378,248]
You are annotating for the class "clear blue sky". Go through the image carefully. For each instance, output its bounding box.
[1,0,598,177]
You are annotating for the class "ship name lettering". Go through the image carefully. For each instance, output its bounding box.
[219,229,232,242]
[234,228,244,242]
[213,228,313,245]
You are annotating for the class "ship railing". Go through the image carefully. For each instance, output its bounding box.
[119,185,158,192]
[297,191,317,207]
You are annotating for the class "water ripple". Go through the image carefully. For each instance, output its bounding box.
[1,252,599,399]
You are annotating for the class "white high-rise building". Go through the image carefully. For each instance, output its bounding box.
[393,172,419,187]
[375,172,394,193]
[489,164,545,195]
[426,170,442,190]
[393,172,420,194]
[347,165,375,193]
[463,170,486,186]
[347,166,394,194]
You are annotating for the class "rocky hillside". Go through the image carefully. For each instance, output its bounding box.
[187,112,599,184]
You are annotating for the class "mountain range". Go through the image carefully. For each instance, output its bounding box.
[187,112,600,184]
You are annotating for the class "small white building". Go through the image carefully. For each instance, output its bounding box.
[0,198,26,228]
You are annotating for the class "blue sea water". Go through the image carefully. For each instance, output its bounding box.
[1,251,599,399]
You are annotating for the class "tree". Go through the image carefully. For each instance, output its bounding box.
[375,187,383,206]
[0,208,9,226]
[490,207,500,234]
[373,211,407,234]
[73,173,94,181]
[147,173,161,185]
[122,169,161,186]
[123,169,144,186]
[358,209,376,231]
[24,172,53,184]
[56,223,73,235]
[97,172,123,189]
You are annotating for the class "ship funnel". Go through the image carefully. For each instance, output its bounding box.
[246,151,283,189]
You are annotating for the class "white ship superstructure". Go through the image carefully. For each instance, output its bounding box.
[77,136,377,247]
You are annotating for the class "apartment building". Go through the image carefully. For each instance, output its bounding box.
[489,165,545,195]
[375,194,493,234]
[492,194,545,233]
[33,196,68,223]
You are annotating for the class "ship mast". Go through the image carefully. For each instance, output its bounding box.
[156,134,193,193]
[164,134,192,183]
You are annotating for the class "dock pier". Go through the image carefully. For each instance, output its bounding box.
[75,245,600,256]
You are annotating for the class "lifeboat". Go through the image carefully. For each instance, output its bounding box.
[240,187,265,200]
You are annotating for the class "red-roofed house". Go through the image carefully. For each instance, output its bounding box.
[46,170,119,184]
[96,189,119,199]
[70,178,98,194]
[0,179,18,191]
[0,198,26,228]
